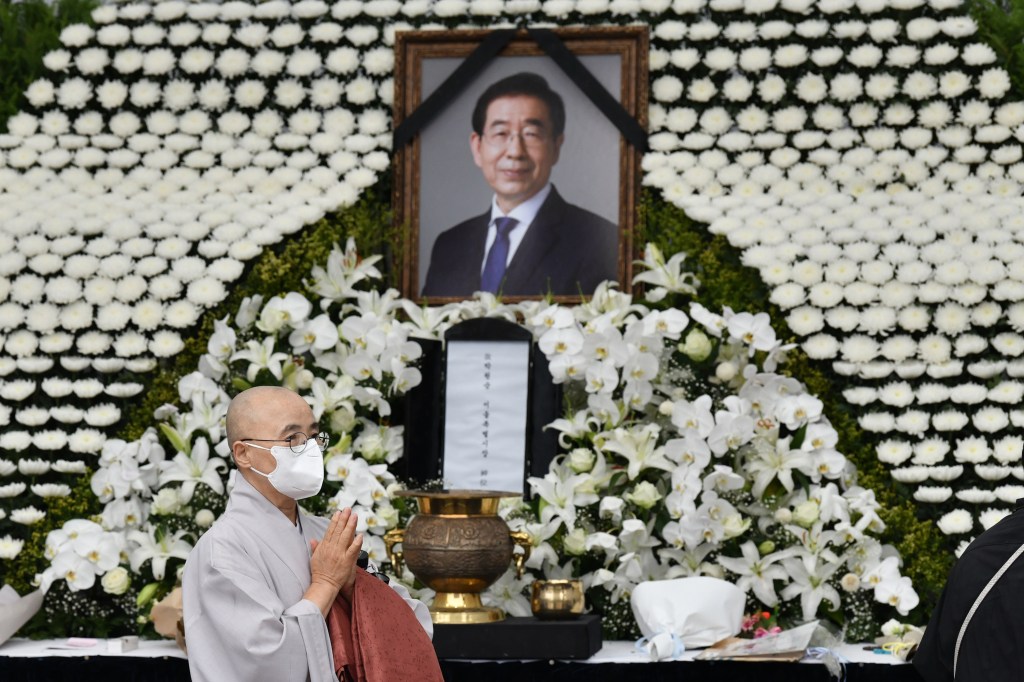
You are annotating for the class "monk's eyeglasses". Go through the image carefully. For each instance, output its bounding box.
[241,431,330,454]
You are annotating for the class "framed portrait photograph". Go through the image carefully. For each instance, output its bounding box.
[393,27,648,303]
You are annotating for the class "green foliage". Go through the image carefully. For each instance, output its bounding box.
[968,0,1024,96]
[641,188,952,623]
[121,188,396,440]
[0,0,98,131]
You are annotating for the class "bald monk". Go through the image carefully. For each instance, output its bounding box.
[182,386,432,682]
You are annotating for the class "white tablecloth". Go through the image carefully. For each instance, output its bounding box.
[0,638,904,666]
[0,638,187,659]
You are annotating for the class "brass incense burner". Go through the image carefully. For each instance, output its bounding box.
[384,490,531,624]
[531,579,585,619]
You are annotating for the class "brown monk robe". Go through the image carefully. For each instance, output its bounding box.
[327,568,444,682]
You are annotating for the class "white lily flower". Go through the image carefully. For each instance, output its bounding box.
[780,551,842,622]
[127,527,193,581]
[231,336,289,382]
[600,424,674,480]
[718,541,793,606]
[158,437,228,501]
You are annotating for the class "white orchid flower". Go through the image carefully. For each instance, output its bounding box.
[546,352,586,383]
[528,304,575,331]
[289,313,340,354]
[538,326,585,357]
[641,309,689,340]
[177,371,222,406]
[581,326,630,366]
[776,394,825,430]
[306,375,355,420]
[727,311,778,356]
[670,395,715,437]
[206,315,237,360]
[584,360,619,394]
[339,315,388,356]
[689,302,727,337]
[708,397,756,455]
[49,550,100,591]
[257,292,312,333]
[73,531,123,572]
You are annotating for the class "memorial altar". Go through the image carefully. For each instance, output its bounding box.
[3,0,1024,674]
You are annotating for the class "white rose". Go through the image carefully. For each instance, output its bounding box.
[563,528,587,555]
[722,514,749,538]
[101,567,131,595]
[567,448,596,473]
[793,499,819,527]
[625,482,662,509]
[151,487,182,515]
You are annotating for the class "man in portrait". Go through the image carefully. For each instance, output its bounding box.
[421,71,620,298]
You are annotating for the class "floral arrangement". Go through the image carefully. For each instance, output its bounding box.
[1,0,1023,639]
[32,241,917,641]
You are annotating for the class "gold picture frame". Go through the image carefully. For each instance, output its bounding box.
[394,26,649,304]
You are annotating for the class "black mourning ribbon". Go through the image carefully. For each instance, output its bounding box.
[392,28,648,153]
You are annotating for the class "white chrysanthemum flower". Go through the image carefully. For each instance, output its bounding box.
[890,466,929,484]
[652,76,684,102]
[913,439,951,466]
[878,382,914,407]
[896,410,930,436]
[939,72,971,98]
[60,23,93,47]
[937,509,973,534]
[10,507,45,525]
[859,411,895,433]
[43,49,72,71]
[203,23,231,44]
[235,81,268,109]
[979,509,1011,530]
[979,68,1012,99]
[995,485,1024,503]
[802,334,838,359]
[992,436,1024,465]
[975,407,1010,434]
[346,78,376,105]
[876,438,917,464]
[31,483,71,498]
[914,487,952,503]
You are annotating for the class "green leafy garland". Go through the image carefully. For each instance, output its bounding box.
[0,0,99,132]
[968,0,1024,96]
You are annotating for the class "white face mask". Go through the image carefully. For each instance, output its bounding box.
[246,438,324,500]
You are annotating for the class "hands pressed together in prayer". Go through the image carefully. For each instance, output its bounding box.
[305,508,363,617]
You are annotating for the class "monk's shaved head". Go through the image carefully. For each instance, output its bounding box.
[225,386,310,455]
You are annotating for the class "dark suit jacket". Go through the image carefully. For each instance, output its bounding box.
[421,186,619,298]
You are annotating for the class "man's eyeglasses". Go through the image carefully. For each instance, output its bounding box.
[241,431,330,454]
[482,127,550,150]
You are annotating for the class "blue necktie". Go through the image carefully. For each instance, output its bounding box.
[480,217,518,293]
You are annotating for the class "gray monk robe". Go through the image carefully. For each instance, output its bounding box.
[183,474,431,682]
